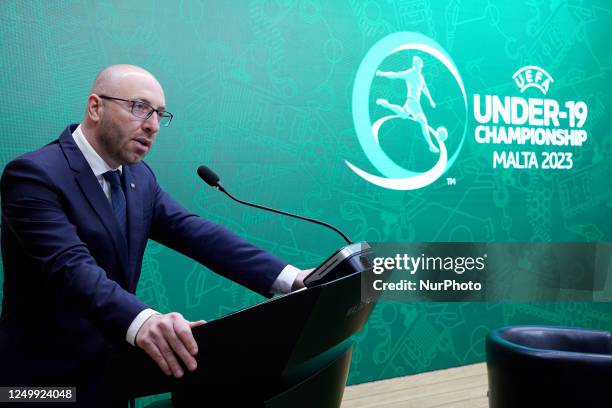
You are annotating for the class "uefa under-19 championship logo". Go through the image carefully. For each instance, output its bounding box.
[346,32,468,190]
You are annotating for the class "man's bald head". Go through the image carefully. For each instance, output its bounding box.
[82,64,167,168]
[90,64,163,97]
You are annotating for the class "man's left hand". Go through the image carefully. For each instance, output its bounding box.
[292,268,314,291]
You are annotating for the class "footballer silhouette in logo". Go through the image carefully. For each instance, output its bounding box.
[375,56,447,153]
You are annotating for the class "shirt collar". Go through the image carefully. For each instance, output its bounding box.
[71,124,122,177]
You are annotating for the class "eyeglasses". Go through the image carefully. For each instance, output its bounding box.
[98,95,173,127]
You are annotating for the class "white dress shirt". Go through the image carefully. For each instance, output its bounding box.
[71,124,300,346]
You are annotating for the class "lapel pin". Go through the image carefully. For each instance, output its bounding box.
[130,183,136,189]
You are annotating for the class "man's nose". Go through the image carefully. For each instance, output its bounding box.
[143,112,160,134]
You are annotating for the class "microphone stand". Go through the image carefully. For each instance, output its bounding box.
[198,165,373,287]
[214,183,352,245]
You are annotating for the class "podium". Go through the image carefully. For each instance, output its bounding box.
[110,243,381,407]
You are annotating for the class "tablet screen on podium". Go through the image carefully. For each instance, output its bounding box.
[304,242,372,287]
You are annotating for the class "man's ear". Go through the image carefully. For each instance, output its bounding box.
[86,94,103,123]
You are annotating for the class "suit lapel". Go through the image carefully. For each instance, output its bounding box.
[59,125,130,287]
[122,165,143,292]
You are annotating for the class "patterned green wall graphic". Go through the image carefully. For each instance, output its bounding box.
[1,1,611,405]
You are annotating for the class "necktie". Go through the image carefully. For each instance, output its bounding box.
[103,170,127,239]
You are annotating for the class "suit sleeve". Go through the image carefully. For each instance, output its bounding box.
[147,175,287,297]
[0,158,149,342]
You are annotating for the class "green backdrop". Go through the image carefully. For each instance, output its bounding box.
[1,1,611,405]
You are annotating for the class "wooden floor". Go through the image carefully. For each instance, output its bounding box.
[341,363,489,408]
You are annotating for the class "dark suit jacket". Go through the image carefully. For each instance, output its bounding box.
[0,124,287,389]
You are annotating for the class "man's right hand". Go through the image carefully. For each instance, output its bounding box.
[135,312,206,378]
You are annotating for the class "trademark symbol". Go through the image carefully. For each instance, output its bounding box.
[447,178,456,185]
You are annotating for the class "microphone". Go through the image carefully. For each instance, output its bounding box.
[197,165,352,244]
[197,165,221,188]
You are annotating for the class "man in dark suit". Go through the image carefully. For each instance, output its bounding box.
[0,64,308,406]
